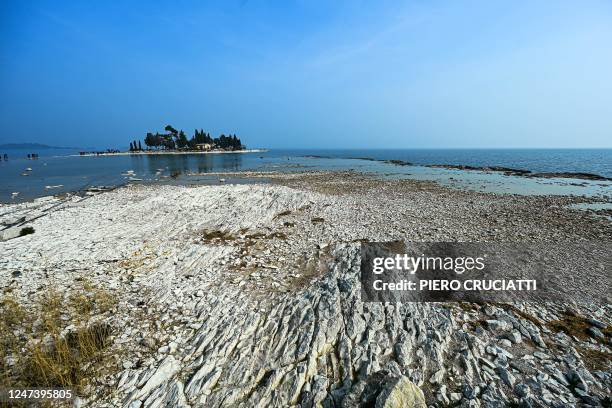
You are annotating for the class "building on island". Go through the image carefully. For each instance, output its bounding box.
[195,143,213,151]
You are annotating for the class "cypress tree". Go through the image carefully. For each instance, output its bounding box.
[145,133,153,148]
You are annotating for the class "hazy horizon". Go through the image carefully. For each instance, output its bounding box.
[2,1,612,149]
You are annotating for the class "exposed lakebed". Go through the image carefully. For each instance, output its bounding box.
[1,172,610,406]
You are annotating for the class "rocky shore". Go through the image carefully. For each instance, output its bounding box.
[426,165,612,182]
[1,171,610,407]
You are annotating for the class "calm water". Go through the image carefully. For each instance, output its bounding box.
[1,148,610,202]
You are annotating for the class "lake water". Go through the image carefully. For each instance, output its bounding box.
[1,148,610,202]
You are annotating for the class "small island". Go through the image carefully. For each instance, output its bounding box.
[79,125,265,156]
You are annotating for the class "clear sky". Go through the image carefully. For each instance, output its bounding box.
[1,0,611,149]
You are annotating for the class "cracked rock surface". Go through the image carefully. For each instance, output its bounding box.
[1,172,610,407]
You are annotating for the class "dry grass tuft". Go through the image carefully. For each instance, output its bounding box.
[546,312,610,344]
[575,346,612,371]
[454,302,480,313]
[21,322,113,389]
[202,229,236,243]
[267,231,288,240]
[0,283,117,396]
[273,210,292,219]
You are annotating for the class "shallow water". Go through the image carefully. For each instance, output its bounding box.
[294,148,612,177]
[0,148,610,202]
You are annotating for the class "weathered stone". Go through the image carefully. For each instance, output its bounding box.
[566,369,589,392]
[505,331,522,344]
[394,341,412,368]
[587,327,604,339]
[486,320,511,332]
[375,376,426,408]
[463,384,479,400]
[514,383,530,398]
[429,369,445,385]
[450,392,462,402]
[588,318,607,329]
[495,367,516,387]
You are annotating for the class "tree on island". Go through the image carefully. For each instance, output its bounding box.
[129,142,134,151]
[189,129,213,149]
[162,134,176,150]
[144,132,158,149]
[164,125,178,136]
[177,130,189,149]
[213,133,243,150]
[141,125,244,151]
[138,140,142,150]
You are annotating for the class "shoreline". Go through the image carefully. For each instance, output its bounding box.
[2,169,611,208]
[3,151,609,204]
[72,148,268,157]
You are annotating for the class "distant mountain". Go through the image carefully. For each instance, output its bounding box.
[0,143,79,150]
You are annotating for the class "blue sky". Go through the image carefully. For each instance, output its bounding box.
[1,0,611,149]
